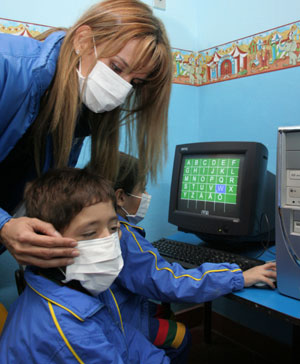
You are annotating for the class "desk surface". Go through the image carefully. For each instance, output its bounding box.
[167,231,300,324]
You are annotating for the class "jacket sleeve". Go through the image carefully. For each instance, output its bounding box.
[0,32,65,249]
[0,34,41,161]
[117,222,244,303]
[0,208,12,254]
[0,33,64,163]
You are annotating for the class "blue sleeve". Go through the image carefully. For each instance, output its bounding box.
[0,208,12,254]
[117,222,244,303]
[0,32,64,163]
[0,34,41,161]
[0,33,65,248]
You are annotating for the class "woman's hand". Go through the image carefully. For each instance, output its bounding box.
[0,217,79,268]
[243,261,277,288]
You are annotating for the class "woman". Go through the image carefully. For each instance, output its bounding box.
[0,0,172,268]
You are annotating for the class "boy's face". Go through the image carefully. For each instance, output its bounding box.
[62,201,120,241]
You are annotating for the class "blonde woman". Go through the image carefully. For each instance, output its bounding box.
[0,0,172,268]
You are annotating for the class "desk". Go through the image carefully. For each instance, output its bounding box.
[166,232,300,360]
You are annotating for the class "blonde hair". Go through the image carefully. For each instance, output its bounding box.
[34,0,172,182]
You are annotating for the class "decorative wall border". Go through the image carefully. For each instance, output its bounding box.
[1,18,300,87]
[0,17,50,37]
[172,20,300,87]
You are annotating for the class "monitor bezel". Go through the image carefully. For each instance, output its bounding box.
[168,141,268,241]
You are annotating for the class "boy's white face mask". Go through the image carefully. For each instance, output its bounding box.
[61,232,124,296]
[122,193,152,225]
[77,43,132,113]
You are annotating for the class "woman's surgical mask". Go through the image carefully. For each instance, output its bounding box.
[61,232,124,296]
[77,43,132,113]
[122,193,152,225]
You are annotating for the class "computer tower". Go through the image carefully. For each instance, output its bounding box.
[276,126,300,300]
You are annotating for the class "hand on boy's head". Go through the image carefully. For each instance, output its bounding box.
[0,217,79,268]
[242,261,277,289]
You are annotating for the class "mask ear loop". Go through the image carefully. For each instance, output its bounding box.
[92,36,98,59]
[127,193,142,199]
[75,49,83,75]
[76,35,97,74]
[58,267,67,279]
[121,206,131,216]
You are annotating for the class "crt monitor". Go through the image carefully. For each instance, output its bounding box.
[168,141,275,245]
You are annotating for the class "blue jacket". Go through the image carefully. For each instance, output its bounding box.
[0,267,170,363]
[111,217,244,337]
[0,32,84,248]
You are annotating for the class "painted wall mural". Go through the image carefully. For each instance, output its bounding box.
[1,17,300,87]
[172,20,300,86]
[0,18,50,37]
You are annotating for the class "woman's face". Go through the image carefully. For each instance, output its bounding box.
[81,39,151,88]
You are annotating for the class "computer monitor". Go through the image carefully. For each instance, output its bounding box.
[168,141,275,245]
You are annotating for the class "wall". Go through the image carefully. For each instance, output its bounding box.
[198,67,300,173]
[1,0,199,49]
[197,0,300,175]
[197,0,300,50]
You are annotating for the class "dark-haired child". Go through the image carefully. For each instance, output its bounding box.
[0,167,170,363]
[111,153,277,364]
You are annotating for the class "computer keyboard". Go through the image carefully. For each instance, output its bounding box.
[152,238,265,271]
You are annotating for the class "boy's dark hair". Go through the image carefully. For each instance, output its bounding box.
[114,152,147,194]
[24,167,116,232]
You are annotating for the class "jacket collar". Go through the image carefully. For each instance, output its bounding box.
[118,214,145,232]
[25,266,104,320]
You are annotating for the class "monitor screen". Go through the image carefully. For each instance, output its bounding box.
[168,142,275,244]
[179,154,243,218]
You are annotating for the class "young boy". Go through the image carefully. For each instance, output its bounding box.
[111,153,277,364]
[0,167,170,363]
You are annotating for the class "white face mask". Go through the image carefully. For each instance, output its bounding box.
[61,232,124,296]
[77,44,132,113]
[122,193,152,225]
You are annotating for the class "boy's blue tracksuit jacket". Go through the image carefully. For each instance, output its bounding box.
[110,217,244,338]
[0,267,170,363]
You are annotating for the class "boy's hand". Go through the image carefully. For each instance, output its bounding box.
[0,217,79,268]
[243,261,276,288]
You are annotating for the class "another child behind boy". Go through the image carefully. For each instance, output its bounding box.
[0,167,170,364]
[111,152,277,364]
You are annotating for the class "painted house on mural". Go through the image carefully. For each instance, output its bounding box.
[206,45,248,82]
